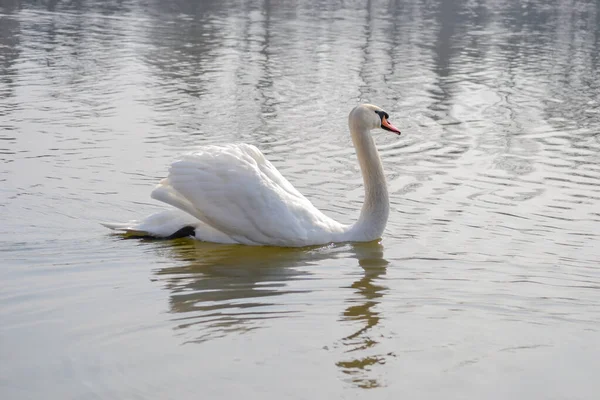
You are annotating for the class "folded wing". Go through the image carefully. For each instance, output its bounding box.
[151,144,343,246]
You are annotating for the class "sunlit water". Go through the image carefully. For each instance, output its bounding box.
[1,0,600,398]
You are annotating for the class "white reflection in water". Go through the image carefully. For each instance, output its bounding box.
[151,238,392,387]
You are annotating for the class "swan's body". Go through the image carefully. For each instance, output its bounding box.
[103,104,401,247]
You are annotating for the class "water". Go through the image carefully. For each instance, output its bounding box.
[1,0,599,397]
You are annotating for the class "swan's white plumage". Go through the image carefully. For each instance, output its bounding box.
[101,208,200,237]
[103,104,399,247]
[152,144,345,246]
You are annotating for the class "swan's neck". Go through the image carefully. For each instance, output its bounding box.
[346,124,389,241]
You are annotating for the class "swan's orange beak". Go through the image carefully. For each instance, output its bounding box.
[381,117,401,135]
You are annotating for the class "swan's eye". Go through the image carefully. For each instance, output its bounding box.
[374,110,390,121]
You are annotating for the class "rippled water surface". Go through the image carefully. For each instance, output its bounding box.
[1,0,600,398]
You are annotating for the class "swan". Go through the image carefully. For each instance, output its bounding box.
[102,104,402,247]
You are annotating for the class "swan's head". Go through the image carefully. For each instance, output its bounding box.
[349,104,401,135]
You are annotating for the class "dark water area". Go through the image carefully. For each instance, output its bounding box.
[1,0,599,398]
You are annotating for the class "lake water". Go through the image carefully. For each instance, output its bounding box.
[1,0,600,398]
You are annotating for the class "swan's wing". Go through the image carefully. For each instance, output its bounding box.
[151,143,343,246]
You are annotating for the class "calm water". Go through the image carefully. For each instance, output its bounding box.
[1,0,600,398]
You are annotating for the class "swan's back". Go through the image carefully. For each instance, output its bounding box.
[151,144,345,246]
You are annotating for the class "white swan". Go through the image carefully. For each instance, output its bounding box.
[103,104,402,247]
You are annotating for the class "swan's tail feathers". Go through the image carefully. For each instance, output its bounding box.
[100,221,156,238]
[101,209,200,239]
[100,221,144,235]
[101,221,132,231]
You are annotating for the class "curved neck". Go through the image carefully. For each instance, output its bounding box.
[346,122,389,241]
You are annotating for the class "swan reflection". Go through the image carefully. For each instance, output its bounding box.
[152,239,337,343]
[152,238,391,388]
[336,241,390,389]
